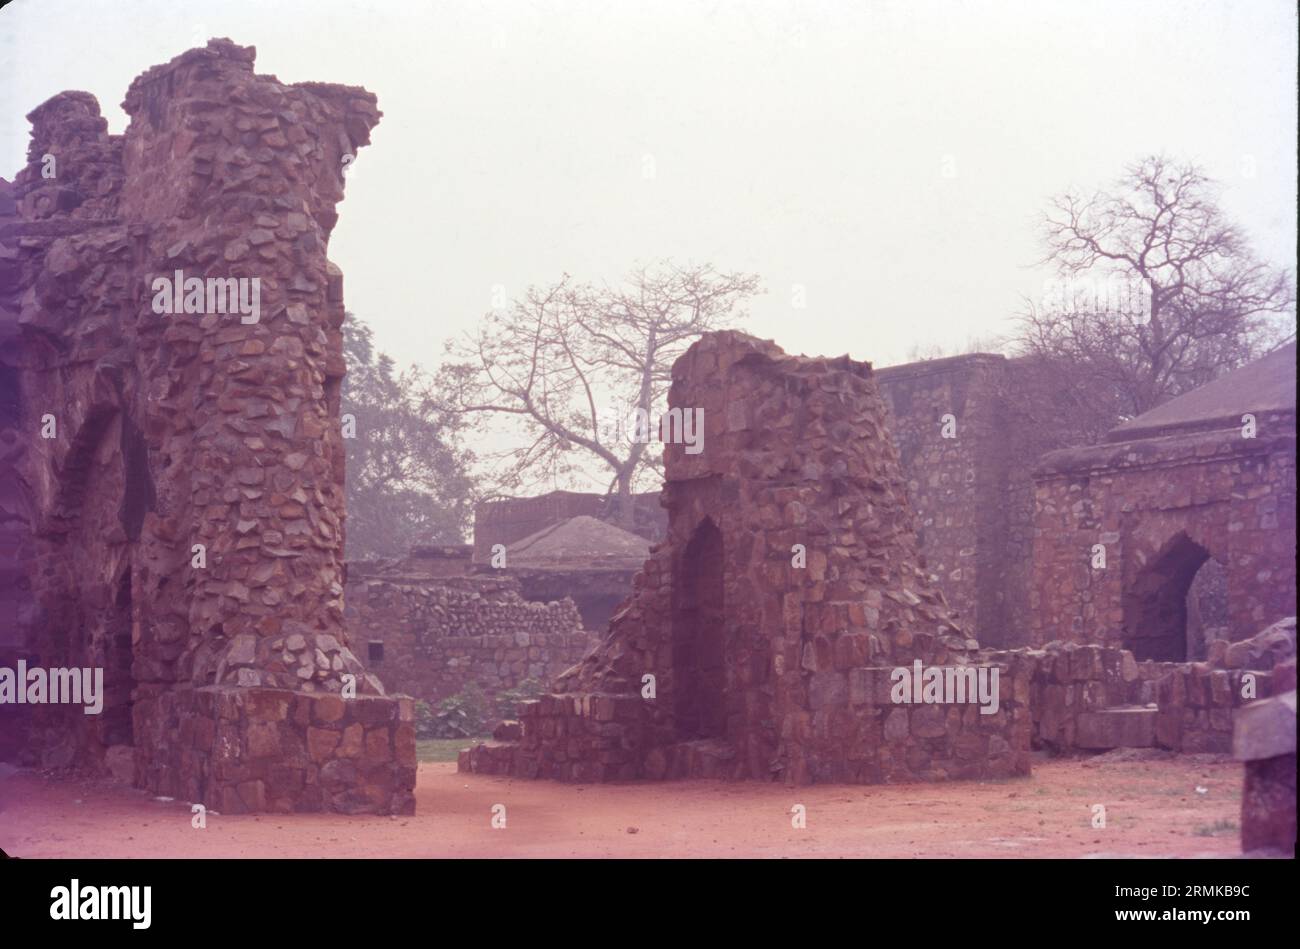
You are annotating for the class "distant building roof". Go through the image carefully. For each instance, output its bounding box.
[1107,342,1296,442]
[505,515,650,570]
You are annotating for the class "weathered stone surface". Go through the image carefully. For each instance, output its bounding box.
[461,332,1031,785]
[1031,347,1296,661]
[1223,616,1296,671]
[1233,689,1297,763]
[343,561,597,706]
[1074,707,1156,750]
[1241,753,1296,855]
[2,39,413,814]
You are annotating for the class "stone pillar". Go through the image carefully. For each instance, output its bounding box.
[10,40,415,813]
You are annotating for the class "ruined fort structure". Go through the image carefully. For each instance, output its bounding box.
[1032,342,1297,661]
[463,332,1033,784]
[493,514,652,631]
[1,40,415,814]
[875,354,1037,648]
[874,346,1295,659]
[344,548,598,706]
[463,333,1294,806]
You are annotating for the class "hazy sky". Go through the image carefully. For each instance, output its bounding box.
[3,0,1296,373]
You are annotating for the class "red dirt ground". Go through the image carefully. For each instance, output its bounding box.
[0,754,1245,858]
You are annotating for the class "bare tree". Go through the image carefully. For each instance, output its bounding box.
[1013,155,1294,430]
[435,261,762,525]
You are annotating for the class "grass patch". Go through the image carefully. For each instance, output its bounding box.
[1192,819,1238,837]
[417,738,488,763]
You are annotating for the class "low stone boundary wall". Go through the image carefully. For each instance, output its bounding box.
[983,642,1279,754]
[345,573,597,705]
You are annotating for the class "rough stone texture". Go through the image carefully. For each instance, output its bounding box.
[462,332,1031,785]
[1031,425,1296,659]
[141,686,416,815]
[986,621,1287,756]
[2,40,413,813]
[875,347,1295,657]
[875,354,1037,649]
[1235,659,1296,855]
[343,561,597,705]
[1215,615,1296,672]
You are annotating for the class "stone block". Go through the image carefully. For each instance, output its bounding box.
[1075,707,1156,749]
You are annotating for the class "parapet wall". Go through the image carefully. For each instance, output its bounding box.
[3,40,413,814]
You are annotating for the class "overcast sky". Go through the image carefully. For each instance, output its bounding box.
[3,0,1296,374]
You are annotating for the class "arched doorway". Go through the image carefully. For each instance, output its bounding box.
[99,568,135,748]
[1122,532,1211,661]
[1184,557,1229,660]
[672,518,726,739]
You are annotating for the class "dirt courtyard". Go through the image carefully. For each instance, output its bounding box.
[0,753,1245,858]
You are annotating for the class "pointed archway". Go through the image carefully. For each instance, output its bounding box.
[1122,532,1211,661]
[672,518,726,740]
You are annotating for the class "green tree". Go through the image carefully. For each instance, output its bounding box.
[342,315,476,559]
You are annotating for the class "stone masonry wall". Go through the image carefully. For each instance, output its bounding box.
[876,355,1022,647]
[1031,426,1297,656]
[344,570,597,706]
[463,332,1031,785]
[985,641,1281,755]
[5,40,413,813]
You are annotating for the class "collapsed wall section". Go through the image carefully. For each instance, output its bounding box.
[463,332,1032,785]
[5,40,414,814]
[876,354,1025,647]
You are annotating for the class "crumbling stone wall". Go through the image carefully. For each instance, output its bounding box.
[876,354,1035,647]
[1031,425,1296,659]
[986,635,1284,756]
[4,40,414,814]
[0,217,36,758]
[344,568,597,706]
[463,332,1031,784]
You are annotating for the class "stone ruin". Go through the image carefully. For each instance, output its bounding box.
[874,342,1297,658]
[462,330,1296,853]
[0,40,1292,849]
[463,331,1033,783]
[0,40,415,814]
[344,548,598,706]
[1031,342,1296,659]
